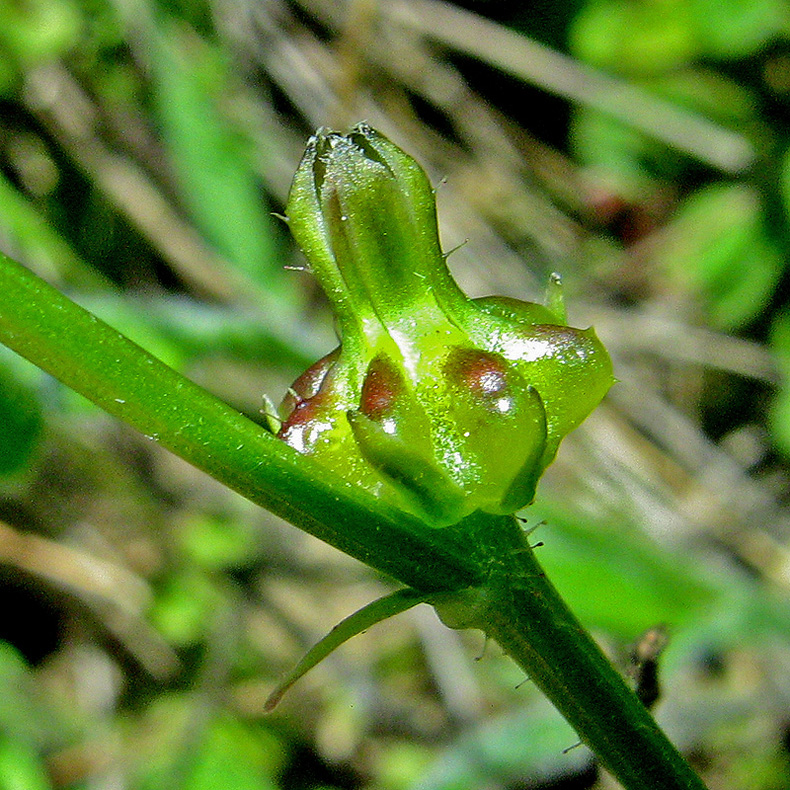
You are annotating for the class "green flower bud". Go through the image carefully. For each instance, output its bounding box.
[279,124,614,526]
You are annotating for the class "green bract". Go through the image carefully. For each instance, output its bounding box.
[280,124,614,526]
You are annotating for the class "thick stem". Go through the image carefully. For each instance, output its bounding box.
[0,254,478,593]
[481,519,706,790]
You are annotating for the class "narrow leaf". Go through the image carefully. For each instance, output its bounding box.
[265,588,427,711]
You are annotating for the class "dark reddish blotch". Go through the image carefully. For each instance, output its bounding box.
[444,349,509,399]
[359,355,403,420]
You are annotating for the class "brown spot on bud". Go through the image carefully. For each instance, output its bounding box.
[278,386,339,454]
[360,355,402,420]
[277,348,341,453]
[280,397,320,431]
[444,349,509,399]
[280,347,340,418]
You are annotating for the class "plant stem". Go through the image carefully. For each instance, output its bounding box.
[478,517,706,789]
[0,253,478,592]
[0,253,706,789]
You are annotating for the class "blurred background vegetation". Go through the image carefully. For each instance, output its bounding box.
[2,0,790,788]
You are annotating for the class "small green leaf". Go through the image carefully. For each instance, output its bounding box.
[265,588,427,711]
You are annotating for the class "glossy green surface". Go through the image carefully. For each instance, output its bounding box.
[281,125,614,525]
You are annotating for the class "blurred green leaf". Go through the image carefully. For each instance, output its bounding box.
[0,173,104,290]
[570,0,697,75]
[73,295,187,372]
[572,69,758,193]
[149,569,223,647]
[77,294,323,371]
[181,716,281,790]
[0,51,16,94]
[769,382,790,457]
[571,0,788,72]
[0,362,42,477]
[0,643,59,748]
[0,0,80,66]
[571,108,665,195]
[177,513,261,571]
[0,734,52,790]
[651,69,759,129]
[412,698,590,790]
[376,742,434,790]
[768,309,790,455]
[535,501,790,667]
[135,698,285,790]
[690,0,789,58]
[533,503,717,640]
[658,184,782,330]
[146,18,285,294]
[777,143,790,229]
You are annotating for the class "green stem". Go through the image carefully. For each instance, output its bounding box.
[0,253,706,789]
[478,517,706,790]
[0,253,477,593]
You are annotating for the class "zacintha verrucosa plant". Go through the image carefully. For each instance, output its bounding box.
[263,123,613,708]
[0,125,707,789]
[261,126,704,788]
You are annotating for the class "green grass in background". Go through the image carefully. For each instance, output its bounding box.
[2,0,790,788]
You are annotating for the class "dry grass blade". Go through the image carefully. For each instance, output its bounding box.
[384,0,755,173]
